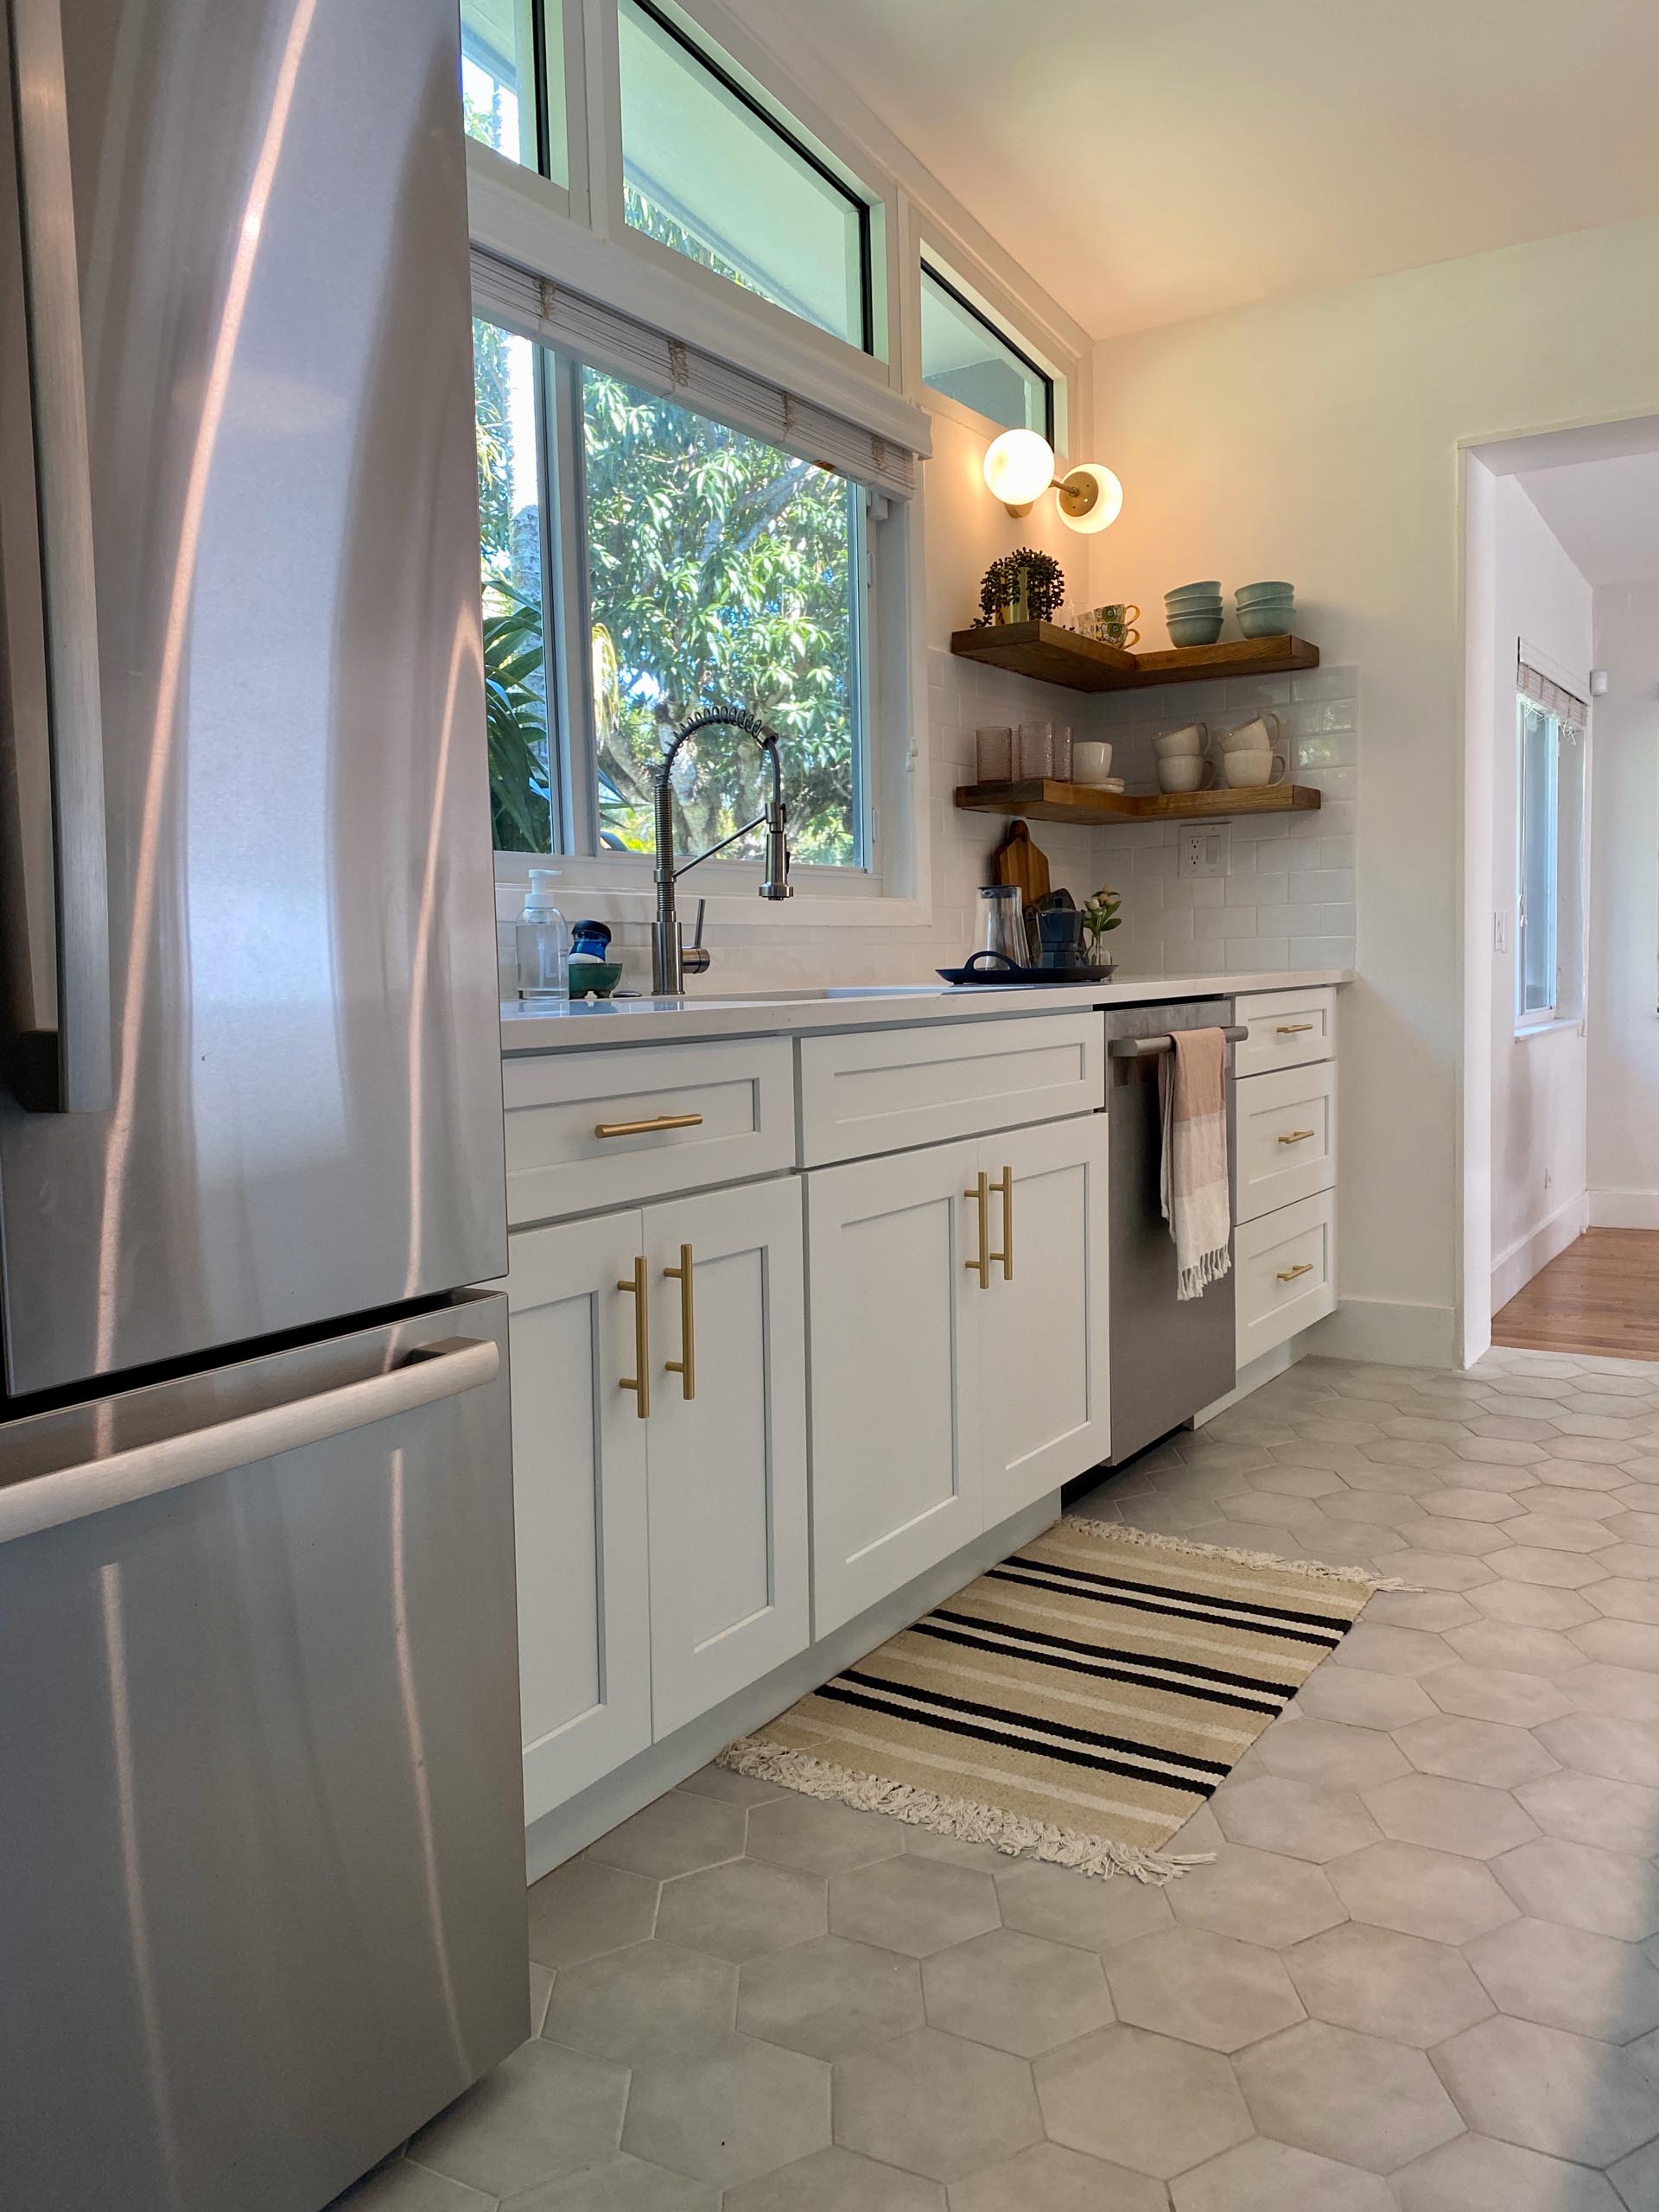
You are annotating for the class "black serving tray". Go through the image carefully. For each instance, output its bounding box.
[938,951,1112,988]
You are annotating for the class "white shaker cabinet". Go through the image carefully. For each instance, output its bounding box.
[807,1113,1110,1635]
[507,1179,809,1825]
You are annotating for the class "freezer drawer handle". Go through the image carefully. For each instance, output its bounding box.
[0,0,113,1112]
[1107,1026,1249,1058]
[0,1337,500,1547]
[1275,1022,1316,1034]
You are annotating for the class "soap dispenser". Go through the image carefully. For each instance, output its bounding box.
[515,868,569,1001]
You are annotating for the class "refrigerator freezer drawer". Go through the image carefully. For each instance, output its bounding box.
[0,1293,525,2212]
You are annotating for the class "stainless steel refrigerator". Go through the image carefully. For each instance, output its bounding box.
[0,0,525,2204]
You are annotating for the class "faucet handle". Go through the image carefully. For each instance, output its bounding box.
[681,899,711,977]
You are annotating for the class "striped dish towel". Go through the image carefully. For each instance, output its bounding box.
[1160,1027,1232,1300]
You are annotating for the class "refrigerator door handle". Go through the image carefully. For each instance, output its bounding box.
[0,1336,500,1545]
[0,0,112,1114]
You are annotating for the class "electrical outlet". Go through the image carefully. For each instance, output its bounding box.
[1180,826,1231,880]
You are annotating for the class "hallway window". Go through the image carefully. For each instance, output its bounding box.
[1516,674,1587,1029]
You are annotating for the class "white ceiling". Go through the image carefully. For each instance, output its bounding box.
[727,0,1659,338]
[1518,449,1659,588]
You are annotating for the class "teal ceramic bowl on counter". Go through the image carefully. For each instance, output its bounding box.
[567,962,623,998]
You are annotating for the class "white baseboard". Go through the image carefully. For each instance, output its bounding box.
[1586,1190,1659,1230]
[1491,1192,1588,1312]
[1306,1297,1458,1369]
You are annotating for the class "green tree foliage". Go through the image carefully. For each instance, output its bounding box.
[474,317,553,853]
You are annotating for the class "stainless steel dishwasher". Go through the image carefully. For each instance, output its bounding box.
[1101,1001,1243,1464]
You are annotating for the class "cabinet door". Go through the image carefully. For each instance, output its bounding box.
[976,1115,1111,1522]
[506,1211,652,1825]
[644,1179,810,1737]
[806,1141,982,1635]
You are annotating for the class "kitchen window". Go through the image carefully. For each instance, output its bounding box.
[473,315,871,869]
[1515,667,1587,1030]
[616,0,873,351]
[460,0,567,186]
[919,263,1053,438]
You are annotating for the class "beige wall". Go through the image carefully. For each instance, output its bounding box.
[1087,213,1659,1363]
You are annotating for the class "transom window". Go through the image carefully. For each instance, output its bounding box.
[461,0,567,185]
[919,262,1052,437]
[473,318,870,868]
[616,0,873,351]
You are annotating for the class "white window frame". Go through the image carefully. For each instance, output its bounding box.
[916,250,1063,450]
[467,0,1086,932]
[1514,688,1587,1037]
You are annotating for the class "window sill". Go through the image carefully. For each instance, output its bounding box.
[1514,1015,1583,1041]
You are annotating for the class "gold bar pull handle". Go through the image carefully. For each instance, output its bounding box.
[617,1258,651,1418]
[963,1172,991,1289]
[1276,1022,1316,1034]
[1277,1128,1317,1146]
[1276,1262,1314,1283]
[664,1243,696,1400]
[595,1112,703,1140]
[989,1165,1014,1281]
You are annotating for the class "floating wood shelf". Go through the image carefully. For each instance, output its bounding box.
[950,621,1319,693]
[954,779,1322,828]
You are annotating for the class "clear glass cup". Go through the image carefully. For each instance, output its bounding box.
[975,726,1014,781]
[1017,719,1054,779]
[1052,724,1072,780]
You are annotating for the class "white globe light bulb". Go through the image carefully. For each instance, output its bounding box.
[1058,462,1124,535]
[982,429,1056,509]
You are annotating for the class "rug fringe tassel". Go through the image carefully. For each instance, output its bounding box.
[1064,1514,1415,1591]
[715,1739,1216,1885]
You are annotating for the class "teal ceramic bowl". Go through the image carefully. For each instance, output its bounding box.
[1165,582,1223,608]
[1234,580,1294,606]
[1236,602,1295,639]
[1167,610,1225,646]
[567,962,623,998]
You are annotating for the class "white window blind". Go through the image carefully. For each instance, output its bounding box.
[472,245,923,499]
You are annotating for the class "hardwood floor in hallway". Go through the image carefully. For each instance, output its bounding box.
[1494,1230,1659,1360]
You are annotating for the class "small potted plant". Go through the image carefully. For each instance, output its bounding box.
[1081,886,1122,970]
[974,548,1065,627]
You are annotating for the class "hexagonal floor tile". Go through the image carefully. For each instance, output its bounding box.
[1420,1662,1574,1726]
[1573,1616,1659,1670]
[514,2153,720,2209]
[1567,1661,1659,1721]
[1105,1923,1304,2052]
[1611,2139,1659,2212]
[544,1941,736,2064]
[1391,2133,1624,2212]
[1360,1772,1538,1859]
[1166,1843,1347,1948]
[744,1795,906,1876]
[1587,1579,1659,1624]
[1493,1836,1659,1941]
[834,2026,1041,2183]
[1391,1713,1560,1789]
[1377,1550,1496,1592]
[721,2145,943,2212]
[584,1794,747,1880]
[1365,1589,1481,1630]
[329,2161,492,2210]
[1329,1624,1458,1677]
[1489,1548,1610,1589]
[655,1858,826,1962]
[1535,1711,1659,1785]
[736,1933,923,2060]
[1431,2014,1658,2165]
[622,2033,830,2187]
[1171,2135,1398,2212]
[1443,1621,1587,1674]
[945,2140,1167,2212]
[827,1854,1000,1958]
[991,1858,1173,1952]
[527,1859,659,1971]
[1211,1777,1382,1862]
[1033,2024,1252,2181]
[1253,1716,1411,1790]
[1467,1578,1599,1628]
[1235,2019,1462,2174]
[1515,1768,1659,1854]
[1465,1915,1659,2041]
[1499,1513,1618,1554]
[1294,1665,1440,1728]
[1283,1922,1491,2045]
[1328,1840,1517,1944]
[920,1927,1111,2057]
[409,2041,629,2199]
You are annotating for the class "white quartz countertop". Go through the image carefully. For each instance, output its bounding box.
[499,969,1351,1054]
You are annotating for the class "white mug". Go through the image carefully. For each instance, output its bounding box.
[1218,710,1282,753]
[1160,757,1217,793]
[1154,722,1207,758]
[1223,750,1287,788]
[1071,740,1115,785]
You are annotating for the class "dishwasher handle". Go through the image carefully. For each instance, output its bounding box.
[0,1338,501,1546]
[1107,1025,1248,1058]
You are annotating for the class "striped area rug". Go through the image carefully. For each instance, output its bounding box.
[721,1519,1384,1881]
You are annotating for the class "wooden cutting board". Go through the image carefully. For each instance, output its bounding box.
[993,818,1050,909]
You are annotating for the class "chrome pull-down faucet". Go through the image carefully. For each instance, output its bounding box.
[651,709,792,995]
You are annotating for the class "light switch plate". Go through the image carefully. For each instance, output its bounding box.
[1179,825,1231,880]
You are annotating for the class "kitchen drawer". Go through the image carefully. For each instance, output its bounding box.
[1236,1189,1337,1363]
[503,1039,795,1224]
[798,1014,1103,1166]
[1234,1059,1338,1225]
[1235,987,1337,1077]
